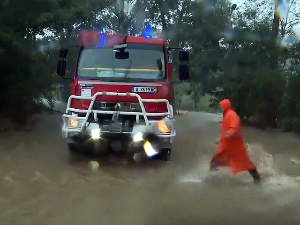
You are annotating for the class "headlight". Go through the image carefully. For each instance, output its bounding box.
[68,118,82,128]
[133,132,144,142]
[91,129,100,139]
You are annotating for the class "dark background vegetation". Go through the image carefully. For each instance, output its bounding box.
[1,0,300,132]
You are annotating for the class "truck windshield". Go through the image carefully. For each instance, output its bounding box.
[77,43,166,81]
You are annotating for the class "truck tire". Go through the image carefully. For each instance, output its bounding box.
[159,148,171,161]
[67,143,81,153]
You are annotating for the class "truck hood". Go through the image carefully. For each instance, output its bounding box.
[74,80,170,113]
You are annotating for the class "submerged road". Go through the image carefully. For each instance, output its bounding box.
[0,112,300,225]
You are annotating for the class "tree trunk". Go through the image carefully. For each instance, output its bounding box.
[120,0,125,35]
[271,2,280,70]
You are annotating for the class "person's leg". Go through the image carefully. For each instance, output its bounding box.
[210,151,229,171]
[248,168,261,183]
[209,156,219,171]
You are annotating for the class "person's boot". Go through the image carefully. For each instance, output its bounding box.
[248,168,262,184]
[209,156,220,172]
[209,160,219,171]
[209,164,219,172]
[204,162,219,182]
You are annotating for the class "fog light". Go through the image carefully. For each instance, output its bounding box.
[153,118,173,134]
[157,120,170,133]
[91,129,100,139]
[68,118,79,127]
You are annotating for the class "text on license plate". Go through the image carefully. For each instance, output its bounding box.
[132,87,157,93]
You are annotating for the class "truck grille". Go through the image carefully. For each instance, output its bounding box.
[101,121,133,133]
[93,101,142,112]
[108,122,122,133]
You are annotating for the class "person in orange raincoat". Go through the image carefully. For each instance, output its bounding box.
[210,99,262,184]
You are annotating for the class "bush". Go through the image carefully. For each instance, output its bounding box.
[279,117,300,133]
[61,81,72,102]
[177,94,221,113]
[0,37,56,125]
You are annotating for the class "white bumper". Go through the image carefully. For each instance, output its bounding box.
[61,91,176,141]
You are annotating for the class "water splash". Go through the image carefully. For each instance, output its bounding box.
[177,155,233,184]
[247,143,300,192]
[247,143,278,176]
[178,142,300,191]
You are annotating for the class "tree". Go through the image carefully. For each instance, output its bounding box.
[179,0,231,109]
[0,0,110,124]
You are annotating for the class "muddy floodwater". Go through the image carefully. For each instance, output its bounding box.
[0,112,300,225]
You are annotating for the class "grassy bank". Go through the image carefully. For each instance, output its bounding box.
[177,95,221,113]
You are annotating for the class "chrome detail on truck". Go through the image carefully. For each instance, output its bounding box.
[61,92,175,138]
[93,101,141,112]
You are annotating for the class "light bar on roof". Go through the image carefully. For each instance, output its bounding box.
[144,25,152,38]
[78,30,120,47]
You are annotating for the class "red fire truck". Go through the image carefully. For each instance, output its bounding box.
[56,27,189,162]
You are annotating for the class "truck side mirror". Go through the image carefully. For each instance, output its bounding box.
[59,48,68,58]
[179,50,189,62]
[115,51,129,59]
[114,44,129,59]
[57,59,67,77]
[179,64,189,81]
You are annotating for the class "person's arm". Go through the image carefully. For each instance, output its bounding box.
[225,111,240,138]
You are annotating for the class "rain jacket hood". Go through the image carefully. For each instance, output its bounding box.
[219,99,232,113]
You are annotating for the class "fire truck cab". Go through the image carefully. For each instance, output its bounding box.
[57,28,189,161]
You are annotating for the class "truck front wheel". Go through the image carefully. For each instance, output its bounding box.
[67,143,81,153]
[159,148,171,162]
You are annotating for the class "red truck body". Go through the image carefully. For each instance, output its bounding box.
[70,30,174,116]
[57,28,189,159]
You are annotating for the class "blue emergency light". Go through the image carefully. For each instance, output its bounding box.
[93,28,107,48]
[144,25,152,38]
[100,32,106,47]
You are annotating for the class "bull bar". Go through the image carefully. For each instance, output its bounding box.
[61,92,176,138]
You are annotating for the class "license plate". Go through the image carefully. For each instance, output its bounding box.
[132,87,157,93]
[109,122,122,133]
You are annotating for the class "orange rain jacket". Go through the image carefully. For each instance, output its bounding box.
[211,99,255,174]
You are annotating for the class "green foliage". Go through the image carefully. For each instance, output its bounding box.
[1,0,300,133]
[61,81,72,103]
[0,0,102,124]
